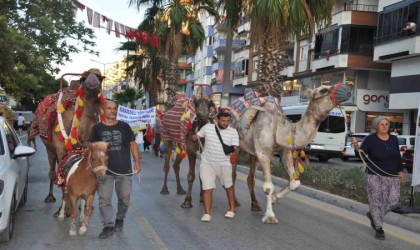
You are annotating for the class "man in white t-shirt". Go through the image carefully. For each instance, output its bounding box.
[17,113,25,136]
[192,108,239,222]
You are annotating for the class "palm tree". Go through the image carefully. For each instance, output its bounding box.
[129,0,218,108]
[112,87,144,108]
[219,0,334,98]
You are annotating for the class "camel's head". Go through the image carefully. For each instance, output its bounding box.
[307,83,351,107]
[80,68,104,97]
[194,97,216,123]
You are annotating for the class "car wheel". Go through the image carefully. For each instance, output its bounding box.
[19,174,28,206]
[317,155,330,162]
[0,194,16,242]
[341,156,349,162]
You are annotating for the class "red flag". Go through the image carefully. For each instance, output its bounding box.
[145,124,153,143]
[106,18,113,34]
[135,30,142,43]
[102,15,108,22]
[120,24,126,37]
[152,34,159,47]
[93,12,101,28]
[78,3,85,11]
[142,32,150,44]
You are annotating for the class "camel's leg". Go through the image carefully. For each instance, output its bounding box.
[160,141,172,194]
[181,151,196,208]
[248,155,262,211]
[231,148,240,207]
[256,151,278,224]
[173,155,186,195]
[68,195,78,236]
[45,147,57,202]
[272,149,301,203]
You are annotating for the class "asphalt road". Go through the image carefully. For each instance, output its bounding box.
[2,136,420,250]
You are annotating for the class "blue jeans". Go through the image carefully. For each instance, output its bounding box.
[97,175,132,227]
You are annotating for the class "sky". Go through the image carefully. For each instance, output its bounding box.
[56,0,145,80]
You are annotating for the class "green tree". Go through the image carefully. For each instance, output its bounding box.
[0,0,96,105]
[218,0,334,99]
[112,87,144,108]
[129,0,218,108]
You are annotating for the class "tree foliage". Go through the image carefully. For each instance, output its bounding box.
[0,0,97,109]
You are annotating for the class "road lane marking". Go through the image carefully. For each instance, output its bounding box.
[129,203,168,250]
[236,172,420,246]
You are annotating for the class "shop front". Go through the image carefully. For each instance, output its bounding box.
[356,89,410,134]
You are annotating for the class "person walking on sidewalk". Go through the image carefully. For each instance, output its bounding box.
[89,100,141,239]
[352,116,404,240]
[17,113,25,136]
[192,108,239,222]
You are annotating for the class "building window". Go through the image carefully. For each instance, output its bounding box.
[208,36,215,46]
[300,45,308,60]
[234,59,248,79]
[376,1,420,45]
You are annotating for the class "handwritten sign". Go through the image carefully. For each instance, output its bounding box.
[117,106,156,132]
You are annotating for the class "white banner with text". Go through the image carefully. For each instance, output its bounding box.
[116,106,156,132]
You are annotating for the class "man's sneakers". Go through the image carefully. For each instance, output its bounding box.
[201,214,211,222]
[224,211,235,219]
[98,226,114,239]
[375,228,385,240]
[114,219,124,232]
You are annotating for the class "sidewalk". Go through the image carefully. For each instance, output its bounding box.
[236,165,420,234]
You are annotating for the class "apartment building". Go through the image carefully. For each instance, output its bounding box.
[374,0,420,134]
[185,0,418,134]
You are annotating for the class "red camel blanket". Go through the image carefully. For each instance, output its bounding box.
[161,98,196,146]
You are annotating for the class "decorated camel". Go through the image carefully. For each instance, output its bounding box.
[231,83,351,223]
[160,88,216,208]
[29,69,105,203]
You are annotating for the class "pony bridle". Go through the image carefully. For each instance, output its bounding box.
[86,150,108,173]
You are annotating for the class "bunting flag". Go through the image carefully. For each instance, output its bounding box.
[76,1,159,48]
[114,21,120,38]
[93,12,101,28]
[86,7,93,25]
[106,18,113,34]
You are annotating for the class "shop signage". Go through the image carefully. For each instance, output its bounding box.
[356,89,389,112]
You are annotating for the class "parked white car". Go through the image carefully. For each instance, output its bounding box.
[0,117,35,242]
[397,135,415,156]
[341,133,370,161]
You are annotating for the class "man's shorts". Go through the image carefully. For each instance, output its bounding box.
[200,164,233,190]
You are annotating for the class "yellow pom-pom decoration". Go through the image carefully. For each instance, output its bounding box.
[300,150,306,158]
[293,172,299,180]
[286,136,293,145]
[71,137,78,145]
[292,150,297,159]
[180,113,186,122]
[73,117,79,127]
[57,102,65,113]
[182,101,188,108]
[55,124,61,132]
[175,146,181,155]
[184,110,191,120]
[76,97,84,107]
[298,163,304,174]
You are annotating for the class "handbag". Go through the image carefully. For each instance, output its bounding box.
[215,125,235,155]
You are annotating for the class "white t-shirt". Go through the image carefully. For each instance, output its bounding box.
[197,123,239,167]
[135,131,144,144]
[17,115,25,126]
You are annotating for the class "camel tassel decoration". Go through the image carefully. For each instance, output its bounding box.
[55,88,105,150]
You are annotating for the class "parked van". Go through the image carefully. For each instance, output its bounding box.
[283,104,347,162]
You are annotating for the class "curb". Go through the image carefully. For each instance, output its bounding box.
[237,165,420,234]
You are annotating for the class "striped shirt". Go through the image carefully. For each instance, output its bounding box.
[197,123,239,167]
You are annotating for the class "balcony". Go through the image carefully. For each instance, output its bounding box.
[178,78,187,85]
[332,4,378,14]
[207,26,214,36]
[205,66,212,76]
[178,62,192,69]
[206,46,213,58]
[213,39,246,53]
[212,61,235,72]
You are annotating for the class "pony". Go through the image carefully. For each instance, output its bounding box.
[56,141,109,236]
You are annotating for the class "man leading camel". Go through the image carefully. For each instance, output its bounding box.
[192,108,239,222]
